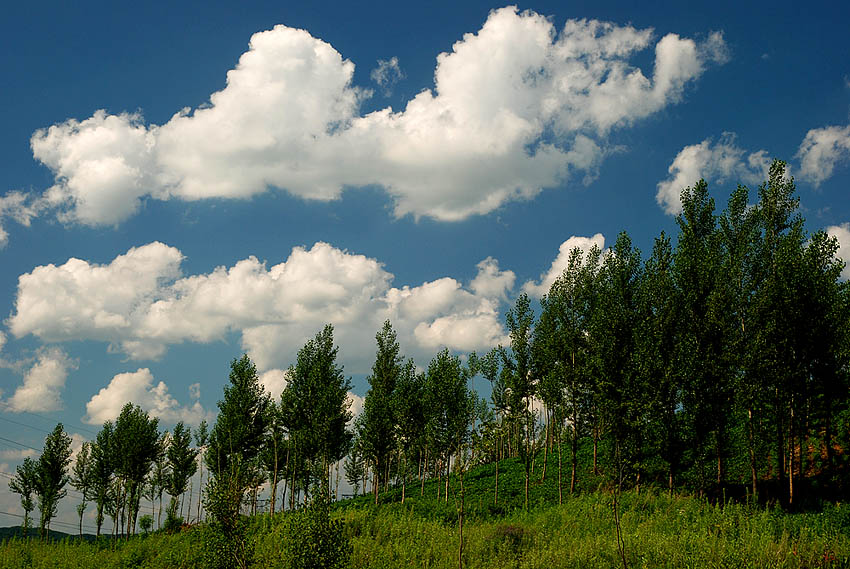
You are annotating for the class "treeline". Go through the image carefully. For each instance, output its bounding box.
[350,160,850,509]
[8,161,850,542]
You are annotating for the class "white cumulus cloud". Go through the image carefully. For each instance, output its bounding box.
[259,368,290,401]
[5,347,76,413]
[83,368,211,425]
[796,124,850,187]
[11,8,724,240]
[523,233,606,297]
[10,241,515,373]
[656,133,772,215]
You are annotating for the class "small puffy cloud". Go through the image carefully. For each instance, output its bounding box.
[347,392,364,424]
[83,368,210,425]
[656,133,771,215]
[523,233,606,297]
[826,223,850,280]
[370,56,404,94]
[0,331,5,353]
[12,241,512,374]
[19,8,724,236]
[69,432,88,464]
[470,257,515,299]
[259,368,289,401]
[0,191,45,249]
[5,347,75,413]
[796,124,850,186]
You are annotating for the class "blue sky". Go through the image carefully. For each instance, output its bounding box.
[1,0,849,530]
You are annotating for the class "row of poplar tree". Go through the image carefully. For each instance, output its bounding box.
[348,160,850,509]
[8,408,204,539]
[9,160,850,540]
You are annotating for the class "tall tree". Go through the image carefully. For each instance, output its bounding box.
[166,421,198,523]
[90,421,115,537]
[193,420,209,522]
[261,401,285,515]
[674,181,732,492]
[636,232,682,494]
[470,348,505,504]
[70,441,94,538]
[595,232,643,488]
[500,293,537,509]
[281,325,352,495]
[207,354,270,519]
[424,349,475,503]
[34,423,73,539]
[393,360,425,503]
[8,457,38,537]
[113,403,161,536]
[360,321,403,503]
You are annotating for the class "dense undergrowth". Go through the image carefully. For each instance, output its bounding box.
[3,453,849,568]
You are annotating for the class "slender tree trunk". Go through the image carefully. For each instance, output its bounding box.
[789,404,795,505]
[747,408,758,501]
[571,423,578,495]
[445,456,450,504]
[494,439,499,506]
[541,407,549,481]
[458,469,465,569]
[558,426,563,505]
[593,425,599,475]
[374,458,380,504]
[421,449,427,497]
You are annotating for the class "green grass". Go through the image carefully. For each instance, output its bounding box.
[3,449,849,568]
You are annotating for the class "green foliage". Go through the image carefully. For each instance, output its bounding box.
[35,423,73,539]
[138,514,153,535]
[8,457,38,537]
[281,325,352,491]
[360,321,404,501]
[277,487,351,569]
[113,404,161,535]
[207,354,270,485]
[166,421,198,520]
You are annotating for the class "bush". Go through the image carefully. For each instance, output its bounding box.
[279,488,351,569]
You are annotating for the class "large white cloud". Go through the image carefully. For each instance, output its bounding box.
[796,124,850,186]
[84,367,210,425]
[4,347,75,413]
[17,8,724,233]
[9,241,515,373]
[826,222,850,280]
[656,133,772,215]
[523,233,606,297]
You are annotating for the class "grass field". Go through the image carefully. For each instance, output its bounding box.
[3,452,849,568]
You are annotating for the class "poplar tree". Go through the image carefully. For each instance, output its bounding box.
[166,421,198,523]
[424,349,474,503]
[90,421,115,537]
[34,423,72,539]
[71,441,94,538]
[113,404,160,536]
[206,354,270,513]
[501,294,536,509]
[281,325,352,495]
[8,457,38,537]
[360,321,403,503]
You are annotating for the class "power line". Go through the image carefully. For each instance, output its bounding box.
[0,510,99,532]
[0,436,39,452]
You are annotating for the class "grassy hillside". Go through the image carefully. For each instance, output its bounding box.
[2,451,849,568]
